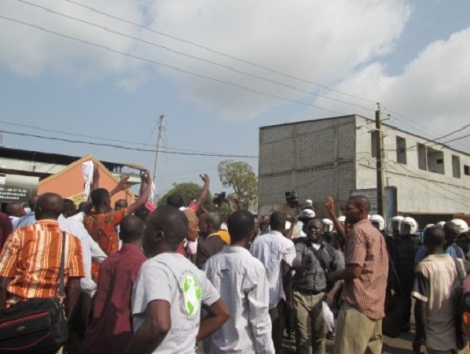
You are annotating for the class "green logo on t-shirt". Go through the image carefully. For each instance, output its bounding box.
[182,274,201,316]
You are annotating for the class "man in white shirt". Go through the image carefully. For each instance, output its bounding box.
[250,211,296,353]
[59,199,107,296]
[204,210,275,354]
[126,205,229,354]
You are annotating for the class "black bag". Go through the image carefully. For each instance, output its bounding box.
[0,298,68,354]
[382,294,407,338]
[0,232,68,353]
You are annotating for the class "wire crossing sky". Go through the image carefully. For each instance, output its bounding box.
[1,0,470,196]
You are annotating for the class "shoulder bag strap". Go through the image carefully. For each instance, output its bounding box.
[58,231,66,298]
[307,243,329,273]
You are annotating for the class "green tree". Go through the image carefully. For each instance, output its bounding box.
[217,160,258,210]
[158,182,213,208]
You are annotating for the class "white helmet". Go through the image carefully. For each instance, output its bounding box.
[338,216,346,226]
[370,215,385,231]
[300,209,315,219]
[423,224,435,231]
[305,199,313,208]
[322,218,334,232]
[400,217,418,236]
[436,221,446,228]
[450,219,469,234]
[390,216,404,233]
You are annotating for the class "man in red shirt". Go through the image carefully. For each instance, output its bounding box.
[81,215,147,354]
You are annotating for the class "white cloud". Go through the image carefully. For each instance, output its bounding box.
[314,27,470,148]
[0,0,148,80]
[0,0,410,117]
[152,0,411,121]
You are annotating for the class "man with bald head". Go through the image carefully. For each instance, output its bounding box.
[196,212,230,269]
[126,206,229,354]
[14,194,39,229]
[250,211,296,353]
[328,195,389,354]
[5,201,26,229]
[0,193,85,322]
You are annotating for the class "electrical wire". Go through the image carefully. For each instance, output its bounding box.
[0,15,347,116]
[64,0,377,106]
[0,129,259,158]
[16,0,375,112]
[5,3,469,149]
[65,0,469,144]
[0,119,155,147]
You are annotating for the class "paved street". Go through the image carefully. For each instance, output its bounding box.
[283,320,415,354]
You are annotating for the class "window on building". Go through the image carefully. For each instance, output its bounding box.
[427,147,444,174]
[465,165,470,176]
[371,131,378,158]
[452,155,461,178]
[396,136,407,164]
[418,144,427,170]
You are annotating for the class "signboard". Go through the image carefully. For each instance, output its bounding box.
[0,174,39,203]
[350,186,397,225]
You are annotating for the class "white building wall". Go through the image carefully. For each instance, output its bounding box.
[260,115,470,217]
[355,116,470,214]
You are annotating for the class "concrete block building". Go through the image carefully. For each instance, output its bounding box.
[258,115,470,224]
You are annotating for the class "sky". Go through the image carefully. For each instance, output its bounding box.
[1,0,470,199]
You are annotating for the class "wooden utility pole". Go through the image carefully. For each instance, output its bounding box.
[152,114,165,202]
[375,104,385,217]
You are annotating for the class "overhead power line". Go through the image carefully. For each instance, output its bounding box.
[428,123,470,145]
[57,1,470,143]
[17,0,374,112]
[5,2,468,144]
[0,129,259,159]
[441,132,470,145]
[0,14,346,116]
[0,119,155,147]
[64,0,377,105]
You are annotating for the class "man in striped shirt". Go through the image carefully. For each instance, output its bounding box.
[328,195,389,354]
[0,193,85,319]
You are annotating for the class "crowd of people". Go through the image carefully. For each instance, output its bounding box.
[0,164,469,354]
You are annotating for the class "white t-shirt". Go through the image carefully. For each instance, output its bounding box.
[250,230,296,309]
[412,254,463,351]
[132,252,220,354]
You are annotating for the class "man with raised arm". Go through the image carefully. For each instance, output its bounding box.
[328,195,388,354]
[85,169,152,280]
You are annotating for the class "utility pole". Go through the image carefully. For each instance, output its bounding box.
[375,103,385,217]
[152,114,165,203]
